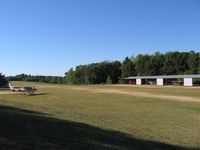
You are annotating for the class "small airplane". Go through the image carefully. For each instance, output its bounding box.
[9,83,38,95]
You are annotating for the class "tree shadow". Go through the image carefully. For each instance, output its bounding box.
[0,105,198,150]
[0,105,46,116]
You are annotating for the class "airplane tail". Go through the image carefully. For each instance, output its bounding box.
[9,83,13,90]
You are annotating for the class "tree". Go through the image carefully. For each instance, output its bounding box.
[187,51,199,74]
[147,52,165,75]
[106,75,112,84]
[135,55,150,76]
[73,65,87,84]
[163,52,179,75]
[121,57,136,78]
[64,68,75,84]
[109,61,121,84]
[0,73,8,87]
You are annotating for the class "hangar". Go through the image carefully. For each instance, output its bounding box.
[125,75,200,87]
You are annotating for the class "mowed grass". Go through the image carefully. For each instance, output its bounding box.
[0,81,200,149]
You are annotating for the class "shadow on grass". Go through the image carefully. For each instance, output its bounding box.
[0,105,197,150]
[14,92,49,96]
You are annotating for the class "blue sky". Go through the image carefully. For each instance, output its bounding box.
[0,0,200,76]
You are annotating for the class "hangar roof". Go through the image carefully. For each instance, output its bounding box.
[125,74,200,79]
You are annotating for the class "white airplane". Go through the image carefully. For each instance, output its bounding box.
[9,83,38,95]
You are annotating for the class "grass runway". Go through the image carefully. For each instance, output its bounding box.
[0,81,200,150]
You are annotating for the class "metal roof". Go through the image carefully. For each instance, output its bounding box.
[125,74,200,79]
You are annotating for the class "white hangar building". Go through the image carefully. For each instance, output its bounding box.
[125,75,200,87]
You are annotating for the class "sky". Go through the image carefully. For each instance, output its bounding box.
[0,0,200,76]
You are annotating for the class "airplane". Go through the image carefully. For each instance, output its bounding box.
[9,83,38,95]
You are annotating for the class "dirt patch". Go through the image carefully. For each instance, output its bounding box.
[68,86,200,103]
[68,87,90,90]
[94,89,200,103]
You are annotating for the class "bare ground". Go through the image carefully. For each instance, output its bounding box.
[95,89,200,103]
[69,87,200,103]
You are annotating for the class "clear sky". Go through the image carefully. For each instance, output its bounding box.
[0,0,200,76]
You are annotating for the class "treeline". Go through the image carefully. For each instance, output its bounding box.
[0,73,8,87]
[7,74,64,84]
[65,61,121,84]
[65,51,200,84]
[4,51,200,85]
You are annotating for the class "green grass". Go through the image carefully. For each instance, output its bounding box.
[0,81,200,149]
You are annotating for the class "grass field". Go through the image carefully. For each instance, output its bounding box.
[0,81,200,150]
